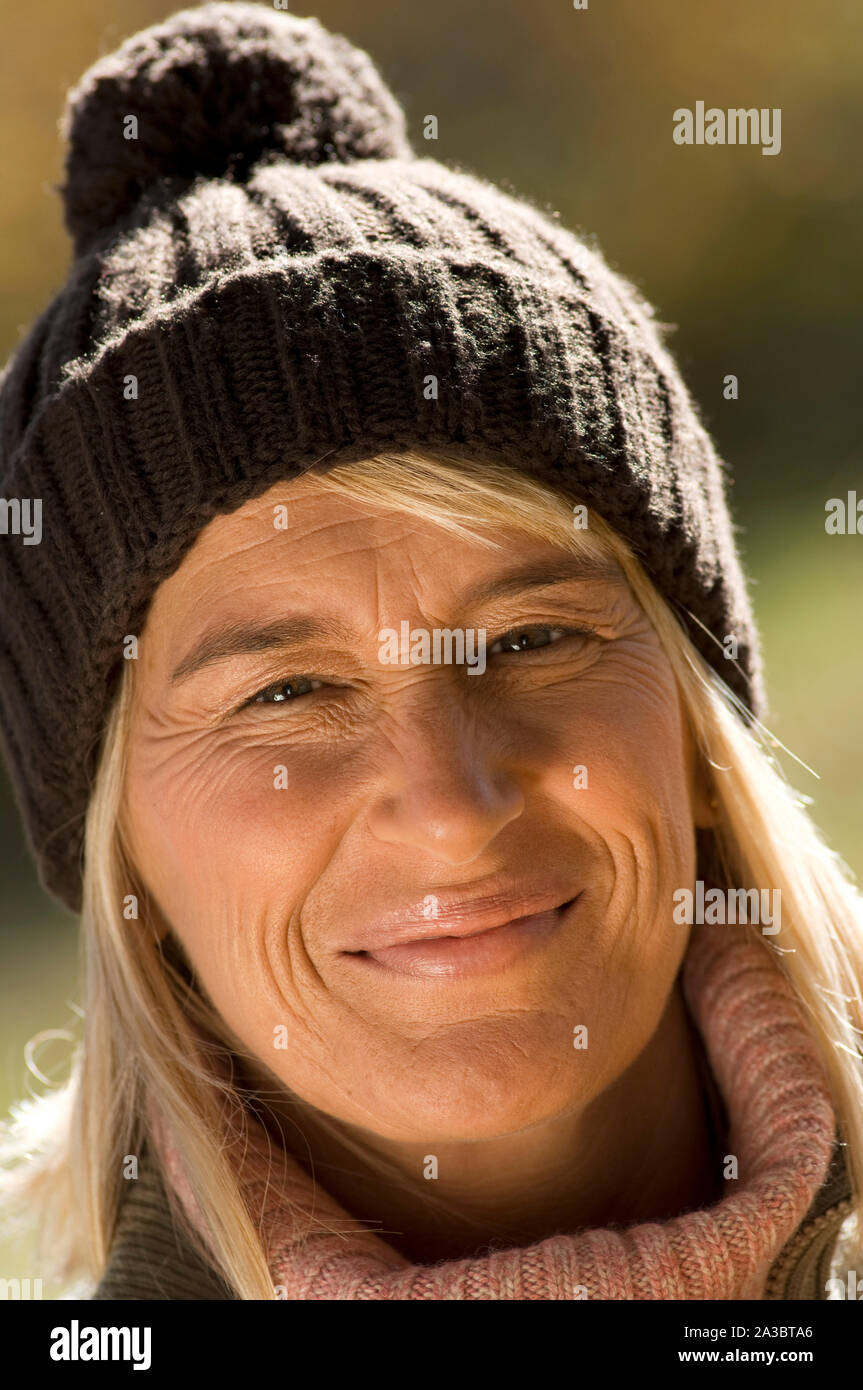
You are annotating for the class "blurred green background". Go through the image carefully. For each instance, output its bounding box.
[1,0,861,1289]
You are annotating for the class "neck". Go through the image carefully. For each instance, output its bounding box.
[258,981,725,1265]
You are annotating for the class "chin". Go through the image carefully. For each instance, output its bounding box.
[356,1045,588,1142]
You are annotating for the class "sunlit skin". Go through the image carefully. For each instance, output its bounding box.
[122,474,722,1263]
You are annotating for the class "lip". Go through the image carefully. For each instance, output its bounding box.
[343,881,580,953]
[344,892,581,980]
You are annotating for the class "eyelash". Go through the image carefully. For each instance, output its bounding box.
[239,623,598,711]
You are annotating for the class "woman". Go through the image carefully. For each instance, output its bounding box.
[0,3,860,1301]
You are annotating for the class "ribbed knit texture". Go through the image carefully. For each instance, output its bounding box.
[147,923,837,1300]
[0,3,763,914]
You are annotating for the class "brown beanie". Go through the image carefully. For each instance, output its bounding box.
[0,2,763,914]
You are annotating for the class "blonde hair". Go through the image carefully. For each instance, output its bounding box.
[2,447,862,1298]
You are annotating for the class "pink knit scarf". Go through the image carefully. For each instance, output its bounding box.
[150,922,836,1299]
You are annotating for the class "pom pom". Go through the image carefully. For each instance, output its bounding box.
[59,2,412,257]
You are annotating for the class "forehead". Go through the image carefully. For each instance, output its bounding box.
[145,474,621,624]
[180,477,461,566]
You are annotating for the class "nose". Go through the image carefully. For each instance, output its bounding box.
[365,685,525,864]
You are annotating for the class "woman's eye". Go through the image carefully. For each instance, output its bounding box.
[240,625,594,711]
[487,624,593,656]
[245,676,325,707]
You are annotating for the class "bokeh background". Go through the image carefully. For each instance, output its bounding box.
[1,0,861,1286]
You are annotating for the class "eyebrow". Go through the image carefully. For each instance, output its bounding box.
[463,554,619,609]
[169,554,619,685]
[170,616,352,684]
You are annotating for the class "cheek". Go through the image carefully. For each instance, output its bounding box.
[126,728,336,896]
[122,726,359,1013]
[544,643,696,874]
[123,729,350,1068]
[535,650,697,1016]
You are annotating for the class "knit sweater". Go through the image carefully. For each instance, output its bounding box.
[91,923,857,1300]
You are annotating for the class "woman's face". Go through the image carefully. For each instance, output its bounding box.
[123,474,710,1142]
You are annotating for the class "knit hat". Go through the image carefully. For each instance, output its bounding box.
[0,2,763,915]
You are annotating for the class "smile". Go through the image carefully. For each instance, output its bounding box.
[345,896,580,980]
